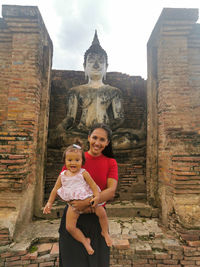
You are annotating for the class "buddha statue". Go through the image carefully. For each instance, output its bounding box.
[49,31,144,150]
[59,31,124,133]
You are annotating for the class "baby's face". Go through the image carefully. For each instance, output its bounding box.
[65,151,82,173]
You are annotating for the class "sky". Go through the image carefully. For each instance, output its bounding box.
[1,0,200,79]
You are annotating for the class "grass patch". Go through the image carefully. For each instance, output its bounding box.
[138,235,150,241]
[29,245,38,253]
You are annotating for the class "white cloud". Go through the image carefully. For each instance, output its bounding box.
[1,0,200,78]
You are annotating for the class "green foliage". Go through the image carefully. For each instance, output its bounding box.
[29,245,38,253]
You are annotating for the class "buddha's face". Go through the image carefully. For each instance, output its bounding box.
[85,53,107,80]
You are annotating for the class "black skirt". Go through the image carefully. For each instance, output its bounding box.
[59,205,110,267]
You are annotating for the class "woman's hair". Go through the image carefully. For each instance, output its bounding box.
[63,139,85,165]
[88,123,115,158]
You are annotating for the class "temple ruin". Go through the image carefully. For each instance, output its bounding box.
[0,5,200,266]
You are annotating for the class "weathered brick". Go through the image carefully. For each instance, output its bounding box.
[187,241,200,247]
[39,262,55,267]
[155,253,171,260]
[4,260,22,266]
[21,251,38,260]
[50,243,59,256]
[0,252,14,258]
[163,259,178,264]
[180,260,196,265]
[113,239,130,250]
[5,256,20,262]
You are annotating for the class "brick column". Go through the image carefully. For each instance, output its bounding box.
[147,8,200,227]
[0,5,52,243]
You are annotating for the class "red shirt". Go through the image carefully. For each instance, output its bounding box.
[61,152,118,190]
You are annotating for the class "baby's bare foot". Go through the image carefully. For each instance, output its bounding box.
[102,232,113,247]
[85,238,94,255]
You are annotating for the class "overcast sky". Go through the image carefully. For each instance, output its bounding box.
[1,0,200,78]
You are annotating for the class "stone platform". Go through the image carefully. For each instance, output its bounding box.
[106,200,159,218]
[0,217,179,267]
[37,200,159,219]
[1,202,199,267]
[0,215,190,267]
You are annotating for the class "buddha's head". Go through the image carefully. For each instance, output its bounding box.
[84,31,108,80]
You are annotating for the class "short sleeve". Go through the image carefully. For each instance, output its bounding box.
[60,165,67,175]
[60,170,66,176]
[108,158,118,181]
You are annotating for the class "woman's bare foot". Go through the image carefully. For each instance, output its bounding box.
[84,238,94,255]
[102,232,113,247]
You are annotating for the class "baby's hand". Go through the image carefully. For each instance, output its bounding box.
[43,202,52,214]
[90,195,100,207]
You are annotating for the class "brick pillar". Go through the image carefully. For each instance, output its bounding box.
[0,5,52,243]
[147,8,200,227]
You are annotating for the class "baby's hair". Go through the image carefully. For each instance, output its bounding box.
[62,139,85,165]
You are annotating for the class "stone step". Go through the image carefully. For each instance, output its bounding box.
[37,201,159,220]
[106,201,159,218]
[3,217,167,252]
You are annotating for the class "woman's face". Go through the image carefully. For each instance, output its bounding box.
[88,128,109,156]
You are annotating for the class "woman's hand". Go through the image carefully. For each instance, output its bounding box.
[90,195,100,207]
[70,198,92,212]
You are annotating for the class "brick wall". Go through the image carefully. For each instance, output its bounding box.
[147,8,200,227]
[2,239,200,267]
[0,5,53,244]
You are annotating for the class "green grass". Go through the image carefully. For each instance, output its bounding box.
[29,245,38,253]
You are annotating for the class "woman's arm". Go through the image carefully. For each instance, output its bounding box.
[99,178,118,203]
[70,177,118,213]
[43,175,62,214]
[83,171,100,207]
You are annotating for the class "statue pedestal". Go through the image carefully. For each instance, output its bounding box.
[48,128,88,149]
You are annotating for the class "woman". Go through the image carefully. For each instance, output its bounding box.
[59,123,118,267]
